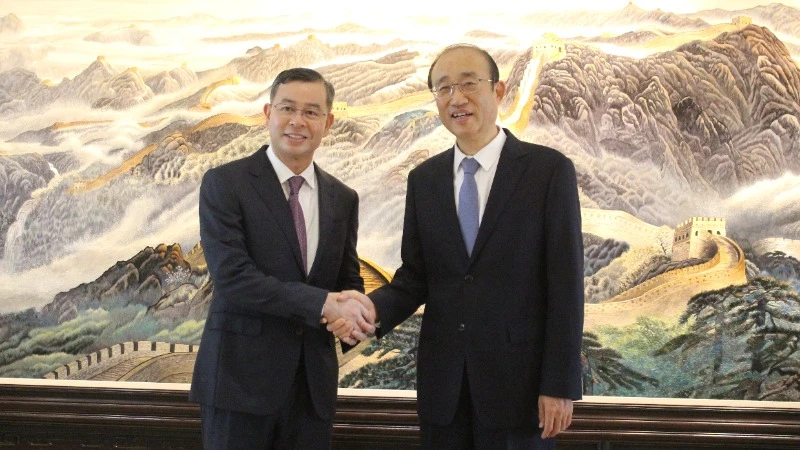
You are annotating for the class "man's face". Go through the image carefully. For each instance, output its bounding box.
[430,47,505,154]
[264,80,333,170]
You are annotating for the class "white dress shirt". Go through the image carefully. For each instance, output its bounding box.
[453,127,506,224]
[267,147,319,274]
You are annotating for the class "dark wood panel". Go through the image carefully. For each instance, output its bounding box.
[1,384,799,449]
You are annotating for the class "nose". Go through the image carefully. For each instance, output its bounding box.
[288,111,306,126]
[449,88,468,105]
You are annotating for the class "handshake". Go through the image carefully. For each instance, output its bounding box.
[321,290,378,345]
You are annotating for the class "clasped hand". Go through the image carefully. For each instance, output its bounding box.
[321,290,376,345]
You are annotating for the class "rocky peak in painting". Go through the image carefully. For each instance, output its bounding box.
[71,56,118,88]
[91,67,155,109]
[134,133,198,181]
[41,243,210,324]
[231,36,337,83]
[0,13,23,35]
[0,55,165,115]
[144,64,198,95]
[533,25,800,197]
[0,68,42,115]
[0,153,55,254]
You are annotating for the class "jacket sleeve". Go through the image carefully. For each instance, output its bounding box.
[539,155,585,400]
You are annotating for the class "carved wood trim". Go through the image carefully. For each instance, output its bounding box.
[1,384,798,449]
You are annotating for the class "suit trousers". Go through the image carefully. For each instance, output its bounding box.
[200,361,332,450]
[421,368,555,450]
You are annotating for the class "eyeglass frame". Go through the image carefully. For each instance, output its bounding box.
[430,78,496,99]
[270,103,329,121]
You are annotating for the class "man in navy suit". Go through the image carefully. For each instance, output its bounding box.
[190,68,374,449]
[334,44,584,449]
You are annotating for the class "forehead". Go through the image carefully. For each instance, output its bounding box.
[272,80,326,105]
[431,47,491,82]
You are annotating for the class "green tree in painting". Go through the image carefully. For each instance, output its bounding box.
[341,313,667,394]
[657,278,800,401]
[582,331,658,395]
[339,313,421,389]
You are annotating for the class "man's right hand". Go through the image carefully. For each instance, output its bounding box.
[325,291,377,344]
[322,291,376,345]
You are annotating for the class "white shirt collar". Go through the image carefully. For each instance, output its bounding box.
[267,146,317,190]
[453,127,506,173]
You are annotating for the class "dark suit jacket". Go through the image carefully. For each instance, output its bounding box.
[189,145,364,421]
[370,129,584,428]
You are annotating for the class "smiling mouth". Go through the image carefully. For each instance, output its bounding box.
[285,133,307,140]
[452,112,472,119]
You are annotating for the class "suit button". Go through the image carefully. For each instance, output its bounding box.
[458,323,466,331]
[464,274,474,282]
[295,327,303,336]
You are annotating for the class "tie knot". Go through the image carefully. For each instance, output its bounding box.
[289,176,304,195]
[461,158,480,176]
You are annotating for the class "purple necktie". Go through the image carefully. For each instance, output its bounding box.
[288,176,307,274]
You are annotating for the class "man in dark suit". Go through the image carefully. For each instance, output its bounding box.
[190,67,374,449]
[334,44,584,449]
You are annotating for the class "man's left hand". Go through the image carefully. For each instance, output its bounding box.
[538,395,573,439]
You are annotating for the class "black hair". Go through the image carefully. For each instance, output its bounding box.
[270,67,335,109]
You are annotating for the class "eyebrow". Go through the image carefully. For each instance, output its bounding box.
[434,71,480,86]
[274,99,324,110]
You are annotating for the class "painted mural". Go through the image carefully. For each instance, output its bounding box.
[1,0,800,402]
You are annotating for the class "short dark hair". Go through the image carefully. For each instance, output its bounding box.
[270,68,335,110]
[427,44,500,89]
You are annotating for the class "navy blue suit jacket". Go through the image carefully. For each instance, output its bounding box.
[189,145,364,421]
[370,130,584,428]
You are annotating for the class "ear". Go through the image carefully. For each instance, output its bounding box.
[263,103,271,122]
[323,112,334,136]
[494,80,506,101]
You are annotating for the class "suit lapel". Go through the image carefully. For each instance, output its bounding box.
[470,131,529,263]
[308,165,336,281]
[247,145,306,276]
[431,148,471,260]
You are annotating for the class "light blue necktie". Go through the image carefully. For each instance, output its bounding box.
[458,158,480,256]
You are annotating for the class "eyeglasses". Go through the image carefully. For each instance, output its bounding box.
[272,103,328,121]
[430,78,495,99]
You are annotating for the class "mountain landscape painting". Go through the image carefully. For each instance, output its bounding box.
[2,0,800,402]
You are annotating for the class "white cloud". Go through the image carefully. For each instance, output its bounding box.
[726,173,800,212]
